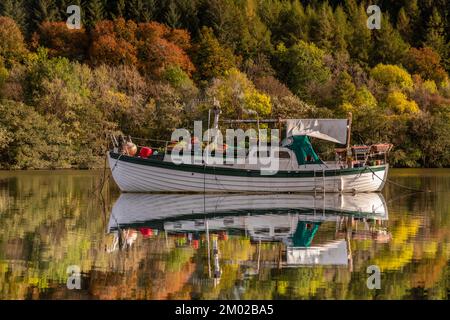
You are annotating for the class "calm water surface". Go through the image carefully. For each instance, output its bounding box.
[0,169,449,300]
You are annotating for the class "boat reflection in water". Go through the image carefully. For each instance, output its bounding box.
[107,193,390,284]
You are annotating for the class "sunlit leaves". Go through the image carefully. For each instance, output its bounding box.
[0,16,27,67]
[371,64,414,91]
[386,91,419,114]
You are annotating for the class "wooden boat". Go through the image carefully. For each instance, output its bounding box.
[108,111,392,193]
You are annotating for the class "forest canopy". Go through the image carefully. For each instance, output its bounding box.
[0,0,449,168]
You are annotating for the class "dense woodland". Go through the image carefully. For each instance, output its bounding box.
[0,0,449,169]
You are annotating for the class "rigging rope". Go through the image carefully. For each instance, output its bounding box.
[96,152,123,194]
[367,166,432,193]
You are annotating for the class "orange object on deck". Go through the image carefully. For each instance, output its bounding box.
[124,142,137,156]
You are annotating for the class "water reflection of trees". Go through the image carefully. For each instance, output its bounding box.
[0,171,449,299]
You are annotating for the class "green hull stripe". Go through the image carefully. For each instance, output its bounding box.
[109,152,387,178]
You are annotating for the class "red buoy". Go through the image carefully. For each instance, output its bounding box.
[139,147,153,158]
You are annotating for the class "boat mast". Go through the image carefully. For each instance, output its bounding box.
[212,98,221,130]
[346,112,353,168]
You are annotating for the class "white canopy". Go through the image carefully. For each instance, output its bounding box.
[286,119,348,144]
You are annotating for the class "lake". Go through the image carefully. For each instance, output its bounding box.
[0,169,449,300]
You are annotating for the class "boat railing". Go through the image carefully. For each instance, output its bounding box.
[110,134,170,154]
[335,143,393,168]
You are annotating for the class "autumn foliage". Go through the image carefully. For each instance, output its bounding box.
[404,47,448,84]
[0,16,27,67]
[33,22,89,60]
[90,19,138,66]
[1,0,450,169]
[89,18,194,77]
[136,22,194,77]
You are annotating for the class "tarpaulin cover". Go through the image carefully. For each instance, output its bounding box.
[288,135,322,165]
[286,119,348,144]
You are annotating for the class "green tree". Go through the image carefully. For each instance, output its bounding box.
[284,0,308,45]
[424,8,449,72]
[334,71,356,105]
[32,0,59,25]
[274,41,331,102]
[192,27,237,81]
[310,2,334,52]
[372,16,409,66]
[345,0,372,66]
[240,13,272,58]
[127,0,156,22]
[332,5,349,53]
[86,0,105,28]
[0,0,27,33]
[410,109,450,167]
[202,0,237,47]
[397,0,421,45]
[403,0,420,44]
[173,0,200,35]
[396,7,411,42]
[57,0,80,21]
[113,0,126,18]
[165,0,181,28]
[25,49,118,167]
[201,0,270,59]
[261,0,308,47]
[146,83,184,140]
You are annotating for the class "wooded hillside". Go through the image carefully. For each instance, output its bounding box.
[0,0,449,168]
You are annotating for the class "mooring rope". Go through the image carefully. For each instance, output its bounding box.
[367,166,432,193]
[96,152,123,194]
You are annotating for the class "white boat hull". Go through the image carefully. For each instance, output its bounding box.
[108,152,388,193]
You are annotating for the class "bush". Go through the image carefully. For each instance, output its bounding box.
[0,100,72,169]
[370,64,413,90]
[404,47,448,84]
[206,68,272,118]
[386,91,419,114]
